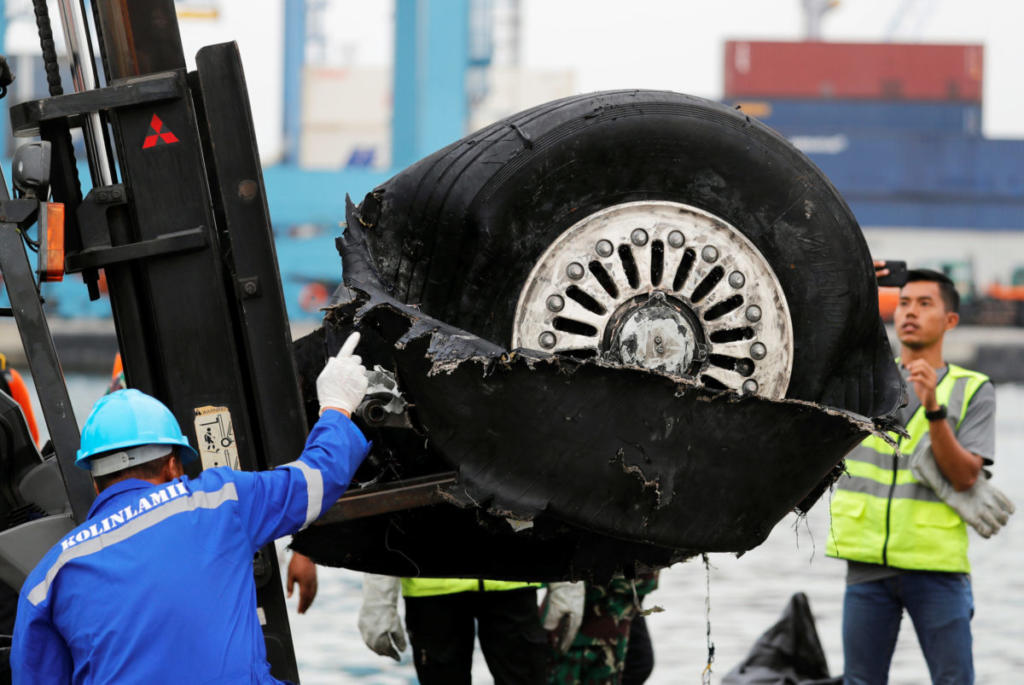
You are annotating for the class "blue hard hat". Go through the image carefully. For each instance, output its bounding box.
[76,389,199,470]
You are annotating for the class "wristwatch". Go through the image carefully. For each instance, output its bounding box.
[924,405,948,422]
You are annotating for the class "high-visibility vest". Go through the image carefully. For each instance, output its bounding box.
[827,363,989,573]
[401,577,542,598]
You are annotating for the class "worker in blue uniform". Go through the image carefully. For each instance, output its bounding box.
[11,332,370,684]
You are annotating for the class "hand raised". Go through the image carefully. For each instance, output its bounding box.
[905,358,938,410]
[316,332,369,415]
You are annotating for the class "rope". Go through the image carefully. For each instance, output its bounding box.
[701,553,715,684]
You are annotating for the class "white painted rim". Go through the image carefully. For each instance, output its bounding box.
[512,201,794,398]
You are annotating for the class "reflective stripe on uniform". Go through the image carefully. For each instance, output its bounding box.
[281,460,324,529]
[835,472,942,503]
[828,363,989,573]
[844,458,920,487]
[28,483,238,606]
[401,577,543,597]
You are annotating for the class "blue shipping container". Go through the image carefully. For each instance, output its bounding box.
[727,99,982,137]
[789,132,1024,229]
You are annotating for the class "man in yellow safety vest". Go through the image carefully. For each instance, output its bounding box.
[828,267,1013,684]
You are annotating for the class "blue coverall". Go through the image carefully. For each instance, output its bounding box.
[12,410,368,684]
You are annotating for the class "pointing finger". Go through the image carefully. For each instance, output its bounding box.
[339,332,361,357]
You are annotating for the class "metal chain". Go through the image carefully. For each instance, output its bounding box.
[33,0,64,96]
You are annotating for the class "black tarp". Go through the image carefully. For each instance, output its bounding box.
[722,592,841,685]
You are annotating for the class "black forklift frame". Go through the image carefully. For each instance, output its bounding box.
[2,1,465,677]
[4,1,307,678]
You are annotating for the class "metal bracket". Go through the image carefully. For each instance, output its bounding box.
[72,185,130,299]
[238,276,260,298]
[10,71,184,137]
[316,473,458,524]
[90,186,128,205]
[355,366,412,428]
[65,227,208,272]
[0,199,40,227]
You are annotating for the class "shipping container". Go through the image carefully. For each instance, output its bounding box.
[726,99,982,137]
[786,133,1024,229]
[724,41,983,102]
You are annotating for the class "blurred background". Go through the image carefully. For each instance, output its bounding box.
[0,0,1022,334]
[2,3,1024,683]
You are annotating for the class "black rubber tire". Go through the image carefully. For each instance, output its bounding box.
[356,90,886,411]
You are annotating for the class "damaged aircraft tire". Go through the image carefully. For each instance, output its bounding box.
[356,90,889,414]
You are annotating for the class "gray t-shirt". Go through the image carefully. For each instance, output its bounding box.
[846,364,996,585]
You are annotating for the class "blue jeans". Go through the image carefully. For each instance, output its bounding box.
[843,572,974,685]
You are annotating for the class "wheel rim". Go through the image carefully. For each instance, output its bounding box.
[512,201,794,398]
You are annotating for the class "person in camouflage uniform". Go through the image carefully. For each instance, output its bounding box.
[548,572,658,685]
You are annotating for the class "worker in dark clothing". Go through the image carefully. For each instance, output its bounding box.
[622,613,655,685]
[828,268,1014,684]
[11,333,370,684]
[359,573,584,684]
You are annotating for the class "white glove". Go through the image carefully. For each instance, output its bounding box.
[357,573,407,661]
[541,581,586,653]
[316,332,369,415]
[911,448,1015,538]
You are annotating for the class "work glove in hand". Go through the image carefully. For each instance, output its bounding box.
[541,581,586,653]
[357,573,407,661]
[911,447,1015,538]
[316,332,368,415]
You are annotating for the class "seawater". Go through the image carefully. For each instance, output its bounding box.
[37,376,1024,684]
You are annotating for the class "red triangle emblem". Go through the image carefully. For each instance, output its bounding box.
[142,114,180,149]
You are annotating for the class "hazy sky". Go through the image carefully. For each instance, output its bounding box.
[7,0,1021,156]
[518,0,1024,139]
[326,0,1024,140]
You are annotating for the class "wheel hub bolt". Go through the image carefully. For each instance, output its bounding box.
[750,342,767,360]
[596,240,614,257]
[728,271,745,288]
[701,245,719,262]
[539,332,556,349]
[667,230,685,248]
[631,229,648,246]
[736,359,754,376]
[745,305,762,322]
[742,379,759,394]
[566,262,585,280]
[546,294,565,312]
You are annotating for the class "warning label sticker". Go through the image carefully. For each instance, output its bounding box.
[193,405,239,471]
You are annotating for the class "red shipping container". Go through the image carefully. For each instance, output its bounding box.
[724,41,983,102]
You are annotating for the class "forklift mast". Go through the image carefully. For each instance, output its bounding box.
[2,0,310,678]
